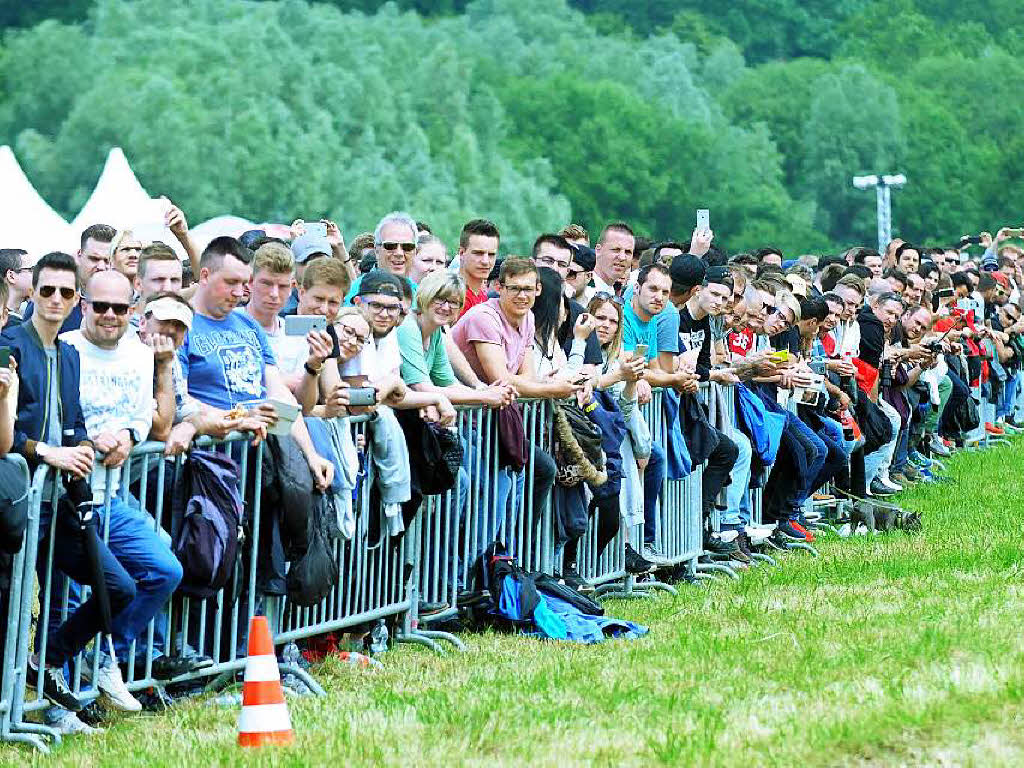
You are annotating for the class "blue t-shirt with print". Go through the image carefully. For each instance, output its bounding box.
[620,288,662,360]
[178,309,277,410]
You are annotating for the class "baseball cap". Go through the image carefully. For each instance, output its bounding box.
[570,244,596,272]
[144,296,193,330]
[705,266,732,286]
[669,254,706,288]
[357,270,403,299]
[291,233,332,264]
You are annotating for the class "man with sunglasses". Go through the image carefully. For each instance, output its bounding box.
[55,269,183,714]
[0,252,138,720]
[0,248,36,328]
[345,211,421,304]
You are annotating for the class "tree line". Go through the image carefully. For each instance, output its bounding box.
[1,0,1021,255]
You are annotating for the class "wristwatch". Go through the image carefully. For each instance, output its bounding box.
[35,442,51,460]
[305,361,323,376]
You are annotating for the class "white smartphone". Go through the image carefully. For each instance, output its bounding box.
[284,314,327,336]
[635,343,649,359]
[696,209,710,232]
[306,222,328,239]
[265,398,301,436]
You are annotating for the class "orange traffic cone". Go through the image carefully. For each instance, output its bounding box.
[237,615,294,747]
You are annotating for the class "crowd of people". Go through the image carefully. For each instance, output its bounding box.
[0,204,1021,737]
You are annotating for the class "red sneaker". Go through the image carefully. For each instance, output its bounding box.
[985,422,1005,436]
[790,521,815,542]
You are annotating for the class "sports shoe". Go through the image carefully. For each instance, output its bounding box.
[703,536,740,557]
[729,545,752,564]
[985,422,1005,435]
[151,653,214,681]
[624,544,655,574]
[48,709,103,735]
[908,451,933,468]
[775,520,808,541]
[29,659,82,712]
[869,478,898,497]
[901,465,922,482]
[641,543,671,566]
[96,662,141,712]
[790,520,815,542]
[137,685,176,712]
[927,435,951,456]
[559,563,588,591]
[736,531,753,559]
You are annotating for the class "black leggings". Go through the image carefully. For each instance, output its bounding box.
[562,495,619,568]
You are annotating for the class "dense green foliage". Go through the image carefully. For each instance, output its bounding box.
[0,0,1020,254]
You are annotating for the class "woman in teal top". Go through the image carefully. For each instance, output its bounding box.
[396,270,512,408]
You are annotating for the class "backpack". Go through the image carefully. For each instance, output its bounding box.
[553,401,607,487]
[286,492,340,607]
[172,450,244,599]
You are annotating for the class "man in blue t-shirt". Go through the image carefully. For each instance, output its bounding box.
[177,236,333,489]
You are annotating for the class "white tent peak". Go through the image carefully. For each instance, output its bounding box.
[70,147,185,257]
[0,145,75,254]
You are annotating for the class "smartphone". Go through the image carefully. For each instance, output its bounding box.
[264,398,301,436]
[306,222,328,239]
[0,347,10,369]
[635,343,649,359]
[935,287,954,299]
[284,314,327,336]
[696,209,710,232]
[347,387,377,407]
[769,349,790,363]
[959,235,983,246]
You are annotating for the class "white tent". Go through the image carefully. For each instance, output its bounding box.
[190,215,256,253]
[70,147,186,257]
[0,145,76,254]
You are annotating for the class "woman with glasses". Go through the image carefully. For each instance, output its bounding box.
[397,271,513,408]
[583,295,659,575]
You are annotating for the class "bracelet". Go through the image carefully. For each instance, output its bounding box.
[305,361,323,376]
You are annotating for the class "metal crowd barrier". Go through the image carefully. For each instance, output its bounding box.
[0,383,769,753]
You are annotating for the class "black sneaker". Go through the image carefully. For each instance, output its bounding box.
[418,600,450,616]
[703,536,739,557]
[151,653,214,681]
[559,563,588,591]
[137,685,176,712]
[776,520,808,541]
[76,700,109,728]
[29,660,82,712]
[624,544,655,574]
[736,531,753,559]
[869,478,898,497]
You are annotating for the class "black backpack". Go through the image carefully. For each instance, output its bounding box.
[172,450,244,599]
[286,492,340,607]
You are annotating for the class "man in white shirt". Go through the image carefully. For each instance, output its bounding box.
[59,270,183,713]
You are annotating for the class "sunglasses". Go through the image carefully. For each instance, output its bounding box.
[37,285,76,300]
[380,241,416,253]
[593,291,624,306]
[88,299,131,316]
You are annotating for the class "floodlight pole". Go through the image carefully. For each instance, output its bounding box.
[852,174,907,253]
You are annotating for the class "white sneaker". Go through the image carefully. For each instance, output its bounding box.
[641,544,670,565]
[878,476,903,493]
[49,710,104,735]
[96,663,142,712]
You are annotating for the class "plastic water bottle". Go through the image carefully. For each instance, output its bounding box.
[369,620,389,655]
[338,651,384,670]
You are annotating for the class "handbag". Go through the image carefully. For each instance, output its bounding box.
[553,401,607,487]
[497,403,528,471]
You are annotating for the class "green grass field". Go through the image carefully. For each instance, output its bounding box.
[6,440,1024,767]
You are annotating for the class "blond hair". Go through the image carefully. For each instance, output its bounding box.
[252,242,294,276]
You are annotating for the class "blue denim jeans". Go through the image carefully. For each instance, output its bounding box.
[721,430,751,528]
[41,496,182,667]
[642,442,666,545]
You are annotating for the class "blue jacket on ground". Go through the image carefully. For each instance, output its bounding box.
[0,319,90,465]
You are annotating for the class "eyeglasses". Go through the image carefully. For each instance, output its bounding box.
[535,256,571,270]
[593,291,624,306]
[87,300,130,316]
[37,285,76,300]
[432,297,459,309]
[380,241,416,253]
[338,323,369,345]
[366,300,402,315]
[501,284,537,296]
